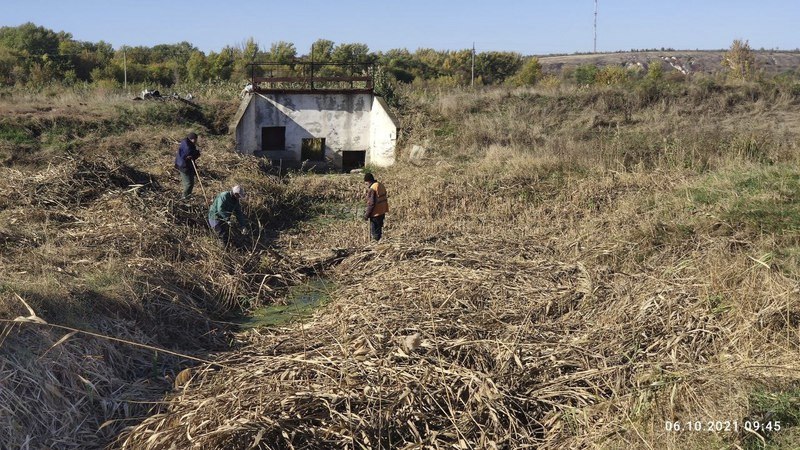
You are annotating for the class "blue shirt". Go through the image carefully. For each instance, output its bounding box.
[174,138,200,170]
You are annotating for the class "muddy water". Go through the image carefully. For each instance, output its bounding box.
[237,277,334,329]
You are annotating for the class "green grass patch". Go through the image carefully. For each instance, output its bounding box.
[307,202,362,226]
[0,123,33,145]
[744,387,800,449]
[689,167,800,235]
[706,294,733,316]
[433,121,456,138]
[82,269,125,293]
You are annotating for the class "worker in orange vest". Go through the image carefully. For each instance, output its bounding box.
[363,173,388,241]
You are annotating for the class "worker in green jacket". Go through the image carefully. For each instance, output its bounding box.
[207,185,248,244]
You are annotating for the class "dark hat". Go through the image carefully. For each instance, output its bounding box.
[187,132,198,141]
[363,173,375,182]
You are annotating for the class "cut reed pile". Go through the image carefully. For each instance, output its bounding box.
[118,227,776,449]
[0,143,315,448]
[118,238,591,448]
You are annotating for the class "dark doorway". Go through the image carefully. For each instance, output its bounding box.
[301,138,325,161]
[341,150,366,172]
[262,127,285,151]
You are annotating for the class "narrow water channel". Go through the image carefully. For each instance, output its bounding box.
[236,277,335,329]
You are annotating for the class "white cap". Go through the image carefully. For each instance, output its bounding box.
[232,185,246,199]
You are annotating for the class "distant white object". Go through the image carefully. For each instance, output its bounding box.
[185,93,194,101]
[239,83,254,98]
[140,89,161,99]
[232,185,246,199]
[409,144,428,164]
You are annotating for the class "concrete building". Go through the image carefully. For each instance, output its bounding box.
[231,63,399,172]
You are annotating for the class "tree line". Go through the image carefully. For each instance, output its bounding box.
[0,22,787,91]
[0,23,543,88]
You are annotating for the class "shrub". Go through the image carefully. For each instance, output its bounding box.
[596,66,630,85]
[723,39,756,81]
[537,74,561,90]
[574,64,598,86]
[511,57,542,86]
[646,60,664,80]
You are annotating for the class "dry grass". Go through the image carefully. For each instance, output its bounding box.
[3,81,800,449]
[118,162,800,449]
[0,94,334,448]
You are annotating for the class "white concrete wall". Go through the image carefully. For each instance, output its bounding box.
[234,92,397,168]
[234,95,258,155]
[369,96,399,167]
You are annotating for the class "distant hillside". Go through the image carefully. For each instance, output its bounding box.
[537,50,800,75]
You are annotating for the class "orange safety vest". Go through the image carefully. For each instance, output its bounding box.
[369,182,388,217]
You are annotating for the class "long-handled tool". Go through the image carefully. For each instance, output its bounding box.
[190,159,209,204]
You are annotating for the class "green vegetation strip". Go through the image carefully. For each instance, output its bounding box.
[690,167,800,235]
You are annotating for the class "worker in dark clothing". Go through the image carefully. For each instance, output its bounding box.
[174,132,200,200]
[363,173,388,241]
[208,185,249,245]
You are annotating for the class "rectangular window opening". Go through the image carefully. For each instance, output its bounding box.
[301,138,326,161]
[262,126,286,151]
[341,150,366,173]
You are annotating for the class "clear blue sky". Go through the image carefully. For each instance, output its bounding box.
[2,0,798,55]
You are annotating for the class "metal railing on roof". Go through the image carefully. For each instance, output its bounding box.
[248,62,374,93]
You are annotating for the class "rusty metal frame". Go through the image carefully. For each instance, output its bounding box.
[248,62,374,93]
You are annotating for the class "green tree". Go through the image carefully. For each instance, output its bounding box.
[0,46,15,84]
[413,48,446,79]
[476,51,522,84]
[268,41,297,64]
[208,48,234,80]
[59,40,113,81]
[187,51,210,82]
[232,38,259,81]
[332,43,371,63]
[378,48,416,83]
[0,22,71,83]
[0,22,61,56]
[146,63,173,85]
[331,43,372,76]
[151,42,196,65]
[310,39,334,62]
[123,46,152,65]
[442,49,473,85]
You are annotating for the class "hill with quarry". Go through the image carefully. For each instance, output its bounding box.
[538,49,800,76]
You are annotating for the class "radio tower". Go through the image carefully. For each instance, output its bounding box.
[594,0,598,53]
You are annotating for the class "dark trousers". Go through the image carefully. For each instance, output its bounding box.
[208,218,230,244]
[369,215,385,241]
[178,167,195,199]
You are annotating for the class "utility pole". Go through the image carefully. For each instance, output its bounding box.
[310,42,314,90]
[123,46,127,92]
[471,42,475,87]
[594,0,598,53]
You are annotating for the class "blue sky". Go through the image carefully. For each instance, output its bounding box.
[2,0,798,55]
